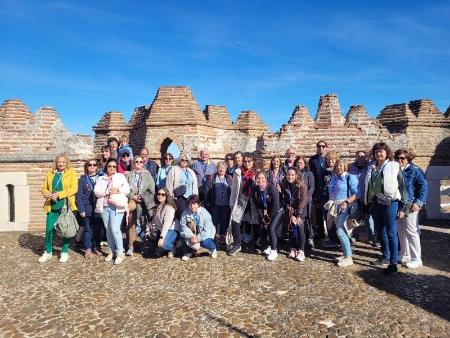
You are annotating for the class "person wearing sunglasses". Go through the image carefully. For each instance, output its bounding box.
[39,154,78,263]
[118,145,133,174]
[191,149,217,206]
[166,153,198,216]
[309,140,330,245]
[76,159,103,259]
[140,147,159,183]
[94,158,130,265]
[125,155,156,256]
[394,149,428,269]
[98,145,112,176]
[107,136,120,159]
[156,152,174,189]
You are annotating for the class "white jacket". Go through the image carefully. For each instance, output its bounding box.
[166,166,198,198]
[229,168,242,222]
[94,173,130,213]
[364,160,401,204]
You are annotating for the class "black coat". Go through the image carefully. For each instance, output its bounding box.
[309,154,328,202]
[204,174,232,209]
[75,175,97,217]
[252,183,281,223]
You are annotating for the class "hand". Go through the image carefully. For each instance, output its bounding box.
[398,211,405,219]
[190,236,199,244]
[50,193,59,202]
[79,212,86,218]
[109,188,119,195]
[43,192,51,198]
[410,203,420,213]
[290,216,298,224]
[157,238,164,247]
[339,201,348,211]
[133,195,142,202]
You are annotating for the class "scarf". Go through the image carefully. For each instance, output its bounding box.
[241,167,256,195]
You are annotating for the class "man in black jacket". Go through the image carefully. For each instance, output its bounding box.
[308,140,329,244]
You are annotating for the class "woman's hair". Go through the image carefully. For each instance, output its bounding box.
[371,142,393,160]
[161,152,174,161]
[394,149,414,162]
[54,153,71,170]
[99,145,112,166]
[216,161,227,171]
[242,153,256,172]
[255,171,267,180]
[270,155,282,170]
[332,159,348,174]
[107,136,120,147]
[293,155,310,171]
[178,152,191,165]
[154,187,177,210]
[325,151,339,161]
[187,194,201,206]
[225,153,234,161]
[105,158,118,171]
[83,158,98,175]
[282,167,303,189]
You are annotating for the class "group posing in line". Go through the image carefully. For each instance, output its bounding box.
[39,136,428,275]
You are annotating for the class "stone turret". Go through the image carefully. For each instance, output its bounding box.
[315,94,345,127]
[288,105,315,128]
[345,105,372,127]
[0,99,33,130]
[146,86,206,126]
[377,103,415,133]
[235,110,268,135]
[93,111,129,153]
[203,105,233,128]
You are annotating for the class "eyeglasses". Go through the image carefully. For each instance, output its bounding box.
[135,160,143,163]
[121,153,130,158]
[317,145,326,148]
[87,163,97,167]
[107,165,117,168]
[157,192,166,196]
[287,152,295,155]
[397,156,407,160]
[164,157,173,160]
[180,159,188,162]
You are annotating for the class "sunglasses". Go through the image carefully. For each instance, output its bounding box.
[157,192,166,196]
[107,165,117,168]
[317,145,327,148]
[180,159,188,162]
[87,163,98,167]
[397,156,407,160]
[121,153,130,158]
[135,160,143,163]
[164,157,173,160]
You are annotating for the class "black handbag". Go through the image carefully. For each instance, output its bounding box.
[374,193,392,207]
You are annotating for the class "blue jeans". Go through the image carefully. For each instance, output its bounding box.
[212,205,230,236]
[183,237,216,253]
[161,229,179,251]
[83,214,102,250]
[370,201,399,265]
[335,208,352,257]
[101,206,125,255]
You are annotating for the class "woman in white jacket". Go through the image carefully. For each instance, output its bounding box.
[364,142,407,275]
[94,158,130,265]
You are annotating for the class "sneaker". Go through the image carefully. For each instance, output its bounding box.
[288,249,296,259]
[295,250,305,262]
[100,241,108,247]
[263,247,271,255]
[227,245,242,256]
[337,256,353,267]
[210,249,218,259]
[126,248,134,256]
[370,258,390,266]
[334,255,345,263]
[383,264,399,275]
[267,250,278,261]
[372,241,382,249]
[38,252,52,263]
[405,259,423,269]
[59,252,69,263]
[84,249,93,260]
[398,256,411,266]
[182,253,192,261]
[167,250,175,258]
[105,252,114,262]
[114,254,125,265]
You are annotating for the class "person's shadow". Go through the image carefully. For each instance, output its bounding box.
[18,233,46,256]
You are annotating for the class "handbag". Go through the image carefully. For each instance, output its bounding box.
[374,193,392,207]
[55,199,80,239]
[109,193,128,208]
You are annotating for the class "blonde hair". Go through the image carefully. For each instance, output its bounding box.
[333,159,348,173]
[325,151,339,161]
[54,153,71,170]
[216,161,227,171]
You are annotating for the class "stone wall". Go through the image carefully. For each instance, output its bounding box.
[1,87,449,231]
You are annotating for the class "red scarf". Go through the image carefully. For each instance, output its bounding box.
[241,167,256,195]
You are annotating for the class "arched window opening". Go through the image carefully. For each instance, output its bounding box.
[160,138,181,163]
[6,184,15,222]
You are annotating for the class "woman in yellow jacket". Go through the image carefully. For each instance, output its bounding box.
[39,154,78,263]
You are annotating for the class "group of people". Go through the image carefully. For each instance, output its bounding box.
[39,136,428,275]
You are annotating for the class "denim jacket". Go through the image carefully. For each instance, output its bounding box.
[402,164,428,207]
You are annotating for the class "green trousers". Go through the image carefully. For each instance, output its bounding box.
[45,211,70,254]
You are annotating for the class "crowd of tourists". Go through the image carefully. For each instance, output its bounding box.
[39,136,428,275]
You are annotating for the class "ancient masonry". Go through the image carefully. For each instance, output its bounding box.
[1,86,449,231]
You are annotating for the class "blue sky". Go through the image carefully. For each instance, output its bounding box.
[1,0,449,135]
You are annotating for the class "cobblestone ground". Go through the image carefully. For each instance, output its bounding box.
[0,222,449,338]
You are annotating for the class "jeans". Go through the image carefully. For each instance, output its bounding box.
[45,210,70,254]
[183,237,216,253]
[370,201,399,265]
[335,208,352,257]
[101,206,125,255]
[82,214,102,250]
[260,209,284,250]
[161,229,179,251]
[398,211,421,261]
[212,205,230,236]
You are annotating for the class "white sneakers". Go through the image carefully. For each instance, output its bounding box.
[267,250,278,261]
[38,252,68,263]
[182,253,192,261]
[398,256,411,266]
[38,252,52,263]
[405,259,423,269]
[210,250,218,259]
[105,253,114,262]
[337,256,353,267]
[263,247,271,255]
[114,254,125,265]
